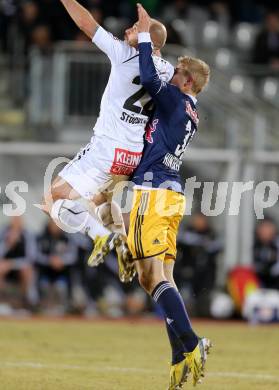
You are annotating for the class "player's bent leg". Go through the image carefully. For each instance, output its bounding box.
[90,173,129,236]
[42,176,80,214]
[42,176,111,239]
[51,198,111,238]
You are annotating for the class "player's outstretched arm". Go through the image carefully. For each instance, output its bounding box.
[137,4,161,92]
[60,0,134,63]
[60,0,98,39]
[137,4,175,109]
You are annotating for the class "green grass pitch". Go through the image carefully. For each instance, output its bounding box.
[0,318,278,389]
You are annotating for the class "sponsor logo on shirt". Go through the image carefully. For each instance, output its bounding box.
[185,101,199,126]
[120,112,148,125]
[110,149,142,176]
[145,119,159,144]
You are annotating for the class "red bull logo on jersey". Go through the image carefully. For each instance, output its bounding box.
[110,149,142,176]
[185,101,199,126]
[145,119,159,144]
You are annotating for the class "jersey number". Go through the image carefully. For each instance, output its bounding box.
[175,121,193,159]
[123,76,153,116]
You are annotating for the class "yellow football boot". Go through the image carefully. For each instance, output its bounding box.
[88,233,136,283]
[168,337,212,389]
[115,240,136,283]
[168,356,191,390]
[87,233,114,267]
[185,337,212,386]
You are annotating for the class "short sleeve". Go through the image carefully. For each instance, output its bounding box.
[92,26,136,64]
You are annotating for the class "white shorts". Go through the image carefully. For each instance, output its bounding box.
[59,135,143,199]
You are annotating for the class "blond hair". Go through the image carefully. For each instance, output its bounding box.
[178,56,210,94]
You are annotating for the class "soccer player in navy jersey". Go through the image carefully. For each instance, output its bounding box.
[126,4,212,389]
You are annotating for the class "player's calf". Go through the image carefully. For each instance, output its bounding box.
[137,259,165,294]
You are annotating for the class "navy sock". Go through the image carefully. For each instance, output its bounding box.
[152,281,198,353]
[165,319,185,364]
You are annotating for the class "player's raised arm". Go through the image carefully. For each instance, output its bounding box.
[60,0,98,39]
[137,4,175,109]
[60,0,135,64]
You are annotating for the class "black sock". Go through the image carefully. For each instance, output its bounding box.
[152,281,198,352]
[165,318,185,364]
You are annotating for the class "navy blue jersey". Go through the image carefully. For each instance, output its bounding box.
[132,39,199,193]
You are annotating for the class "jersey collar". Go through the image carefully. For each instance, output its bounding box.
[186,94,197,105]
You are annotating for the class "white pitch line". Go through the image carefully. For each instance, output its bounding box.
[1,362,279,383]
[208,372,279,382]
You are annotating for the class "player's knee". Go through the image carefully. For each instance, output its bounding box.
[42,183,65,215]
[49,182,66,203]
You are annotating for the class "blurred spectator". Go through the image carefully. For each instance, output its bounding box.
[252,11,279,70]
[36,220,78,314]
[209,1,230,26]
[161,0,192,22]
[18,1,41,54]
[89,5,104,24]
[176,213,222,316]
[0,0,17,52]
[161,0,208,25]
[119,0,160,21]
[30,24,53,53]
[0,216,38,308]
[254,219,279,290]
[229,0,264,24]
[38,0,77,41]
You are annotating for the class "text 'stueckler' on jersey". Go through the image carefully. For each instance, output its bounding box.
[92,27,174,148]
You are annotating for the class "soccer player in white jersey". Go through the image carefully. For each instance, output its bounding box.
[42,0,174,281]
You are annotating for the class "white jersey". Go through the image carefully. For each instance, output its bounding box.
[92,26,174,149]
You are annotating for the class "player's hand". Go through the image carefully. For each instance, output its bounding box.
[137,3,151,33]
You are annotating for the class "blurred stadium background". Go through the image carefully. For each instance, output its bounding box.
[0,0,279,323]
